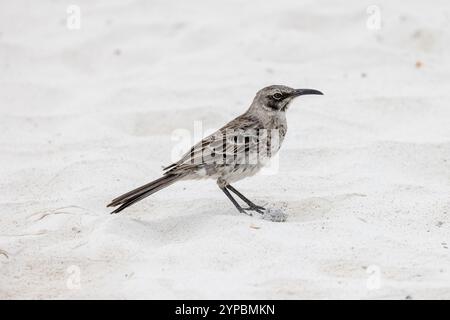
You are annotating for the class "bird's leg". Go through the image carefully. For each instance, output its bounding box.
[226,184,265,214]
[219,186,252,216]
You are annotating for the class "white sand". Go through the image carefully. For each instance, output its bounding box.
[1,0,450,299]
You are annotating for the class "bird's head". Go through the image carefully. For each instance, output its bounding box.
[253,85,323,112]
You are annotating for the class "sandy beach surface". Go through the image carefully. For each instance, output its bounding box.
[1,0,450,299]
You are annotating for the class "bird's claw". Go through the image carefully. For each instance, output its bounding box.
[239,209,253,216]
[243,205,266,215]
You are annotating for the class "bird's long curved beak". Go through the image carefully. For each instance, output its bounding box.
[292,89,324,97]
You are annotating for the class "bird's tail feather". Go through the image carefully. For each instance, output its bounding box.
[107,173,185,214]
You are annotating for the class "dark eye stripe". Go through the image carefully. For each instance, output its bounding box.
[267,100,280,110]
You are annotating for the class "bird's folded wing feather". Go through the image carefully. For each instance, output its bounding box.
[164,114,267,172]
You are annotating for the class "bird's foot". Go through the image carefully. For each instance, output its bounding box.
[239,208,253,216]
[243,205,266,215]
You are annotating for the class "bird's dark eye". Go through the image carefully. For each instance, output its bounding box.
[272,92,283,100]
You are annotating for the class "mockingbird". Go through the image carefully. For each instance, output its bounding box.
[108,85,323,215]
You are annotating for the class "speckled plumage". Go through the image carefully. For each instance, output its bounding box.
[108,85,323,214]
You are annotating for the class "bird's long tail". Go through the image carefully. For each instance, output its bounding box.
[107,173,186,214]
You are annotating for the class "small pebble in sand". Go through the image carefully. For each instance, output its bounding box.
[262,208,288,222]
